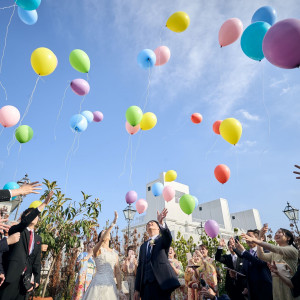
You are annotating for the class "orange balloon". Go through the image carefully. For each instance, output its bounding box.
[214,164,230,184]
[191,113,202,124]
[213,120,222,135]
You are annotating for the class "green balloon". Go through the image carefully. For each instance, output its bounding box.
[179,194,196,215]
[15,125,33,144]
[126,106,143,126]
[69,49,90,73]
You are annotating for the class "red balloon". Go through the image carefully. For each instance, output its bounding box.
[191,113,202,124]
[214,164,230,184]
[213,120,222,135]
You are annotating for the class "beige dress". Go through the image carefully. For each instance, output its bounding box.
[257,243,300,300]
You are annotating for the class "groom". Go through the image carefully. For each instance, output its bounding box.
[134,208,180,300]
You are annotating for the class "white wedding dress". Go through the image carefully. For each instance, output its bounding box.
[82,247,119,300]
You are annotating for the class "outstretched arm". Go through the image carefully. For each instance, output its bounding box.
[157,209,172,249]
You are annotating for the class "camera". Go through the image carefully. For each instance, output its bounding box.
[234,236,240,243]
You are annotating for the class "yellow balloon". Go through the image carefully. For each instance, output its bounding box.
[31,47,57,76]
[29,200,42,208]
[219,118,242,145]
[140,112,157,131]
[166,11,190,33]
[165,170,177,182]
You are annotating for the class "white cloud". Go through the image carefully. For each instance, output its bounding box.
[238,109,260,121]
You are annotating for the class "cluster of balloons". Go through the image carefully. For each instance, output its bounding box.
[3,181,19,200]
[70,111,103,133]
[125,106,157,133]
[16,0,41,25]
[204,219,220,238]
[125,190,148,214]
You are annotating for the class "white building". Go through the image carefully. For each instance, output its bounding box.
[128,173,262,244]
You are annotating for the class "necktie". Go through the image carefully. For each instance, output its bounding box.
[28,230,33,254]
[146,240,152,259]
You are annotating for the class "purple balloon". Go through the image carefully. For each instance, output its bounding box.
[126,190,137,204]
[204,220,219,238]
[70,79,90,96]
[93,111,103,122]
[263,19,300,69]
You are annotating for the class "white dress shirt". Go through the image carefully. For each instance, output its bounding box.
[27,228,35,255]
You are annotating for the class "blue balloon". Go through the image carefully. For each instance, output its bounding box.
[70,114,88,132]
[15,0,41,10]
[3,182,20,200]
[18,7,38,25]
[137,49,156,69]
[193,196,199,207]
[251,6,277,26]
[152,182,164,197]
[81,111,93,124]
[241,22,271,61]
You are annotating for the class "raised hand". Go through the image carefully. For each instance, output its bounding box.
[112,211,118,224]
[219,238,226,247]
[11,182,42,197]
[259,225,268,239]
[294,165,300,179]
[44,190,54,205]
[235,240,245,252]
[157,208,168,225]
[0,218,10,232]
[241,233,254,243]
[7,232,21,245]
[0,274,5,286]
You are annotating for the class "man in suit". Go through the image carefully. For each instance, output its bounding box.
[134,208,180,300]
[0,190,53,300]
[234,229,273,300]
[0,182,42,202]
[215,238,246,300]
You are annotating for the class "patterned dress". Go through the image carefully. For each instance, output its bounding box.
[170,259,185,300]
[72,252,96,300]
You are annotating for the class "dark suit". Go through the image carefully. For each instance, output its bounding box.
[0,190,11,202]
[215,248,246,300]
[135,224,180,300]
[0,208,42,300]
[235,248,272,300]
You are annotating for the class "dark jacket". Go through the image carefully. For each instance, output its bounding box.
[215,248,247,300]
[135,223,180,294]
[0,190,10,202]
[2,208,42,284]
[0,239,9,275]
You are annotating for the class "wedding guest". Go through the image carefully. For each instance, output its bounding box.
[185,250,201,300]
[199,245,214,264]
[72,241,96,300]
[122,245,137,300]
[168,246,184,300]
[242,225,299,300]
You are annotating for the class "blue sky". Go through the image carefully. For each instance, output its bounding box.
[0,0,299,234]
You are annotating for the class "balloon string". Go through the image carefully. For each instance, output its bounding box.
[235,145,239,187]
[261,60,270,137]
[142,66,152,112]
[54,83,70,140]
[0,80,8,101]
[133,130,142,163]
[0,127,4,137]
[19,76,40,125]
[79,95,86,113]
[0,5,16,10]
[65,133,78,193]
[119,135,131,178]
[205,137,218,160]
[13,144,22,181]
[86,73,89,82]
[73,132,82,155]
[129,136,133,185]
[0,4,16,74]
[6,132,16,156]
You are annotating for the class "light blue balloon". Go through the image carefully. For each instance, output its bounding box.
[81,111,93,124]
[70,114,88,132]
[137,49,156,69]
[241,22,271,61]
[15,0,41,11]
[152,182,164,197]
[251,6,277,26]
[3,182,20,200]
[193,196,199,207]
[18,7,38,25]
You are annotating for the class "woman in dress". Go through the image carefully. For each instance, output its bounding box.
[82,211,125,300]
[121,246,137,300]
[242,226,300,300]
[72,241,96,300]
[168,247,185,300]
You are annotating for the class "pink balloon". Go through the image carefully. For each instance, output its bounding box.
[93,111,103,122]
[0,105,20,128]
[125,121,140,135]
[154,46,171,66]
[70,79,90,96]
[219,18,243,47]
[136,199,148,214]
[204,220,219,238]
[162,186,175,202]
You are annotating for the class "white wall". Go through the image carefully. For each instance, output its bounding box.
[230,209,262,231]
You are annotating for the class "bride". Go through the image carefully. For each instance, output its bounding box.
[82,211,125,300]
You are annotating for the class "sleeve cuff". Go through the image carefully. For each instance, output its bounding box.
[37,206,42,212]
[241,250,245,255]
[8,190,12,200]
[218,246,223,249]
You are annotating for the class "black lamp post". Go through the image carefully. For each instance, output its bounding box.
[196,222,204,237]
[283,202,299,235]
[123,204,136,243]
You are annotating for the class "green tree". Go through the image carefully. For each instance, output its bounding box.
[37,179,101,298]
